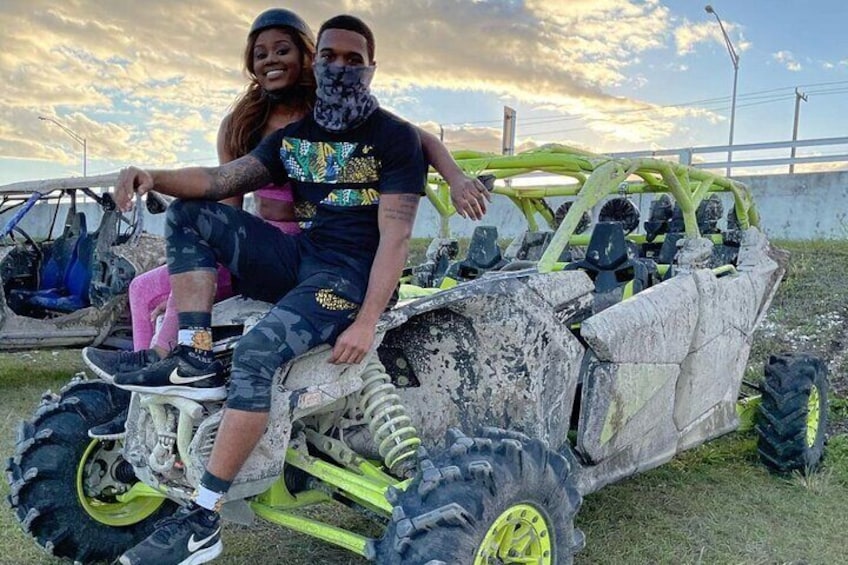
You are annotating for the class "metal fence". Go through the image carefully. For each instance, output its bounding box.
[609,136,848,175]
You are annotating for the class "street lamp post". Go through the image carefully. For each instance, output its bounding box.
[705,4,739,177]
[38,116,87,177]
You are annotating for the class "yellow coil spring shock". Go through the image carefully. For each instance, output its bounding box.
[359,359,421,478]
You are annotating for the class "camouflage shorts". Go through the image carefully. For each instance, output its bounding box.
[165,199,367,411]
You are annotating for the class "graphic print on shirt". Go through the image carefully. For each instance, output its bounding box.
[281,138,382,230]
[281,139,378,186]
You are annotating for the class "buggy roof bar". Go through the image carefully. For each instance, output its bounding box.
[0,172,120,196]
[427,144,758,274]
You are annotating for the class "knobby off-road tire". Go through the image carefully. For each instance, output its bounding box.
[5,378,176,563]
[756,353,828,474]
[376,427,585,565]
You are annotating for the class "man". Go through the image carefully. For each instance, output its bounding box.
[113,15,426,565]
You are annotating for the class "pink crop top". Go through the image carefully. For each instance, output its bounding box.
[255,182,299,235]
[255,182,294,202]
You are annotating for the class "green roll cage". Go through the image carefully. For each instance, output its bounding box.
[425,144,759,273]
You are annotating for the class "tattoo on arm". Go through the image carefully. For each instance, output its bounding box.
[205,156,271,200]
[383,194,420,223]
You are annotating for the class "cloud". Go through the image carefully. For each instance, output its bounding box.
[674,19,750,57]
[0,1,261,171]
[773,50,802,72]
[364,0,671,97]
[416,121,511,155]
[675,21,719,56]
[0,0,728,174]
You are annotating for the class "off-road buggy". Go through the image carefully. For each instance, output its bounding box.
[6,146,828,564]
[0,175,165,350]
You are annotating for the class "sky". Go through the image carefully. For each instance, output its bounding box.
[1,0,847,185]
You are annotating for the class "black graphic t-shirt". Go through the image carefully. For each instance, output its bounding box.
[251,108,427,268]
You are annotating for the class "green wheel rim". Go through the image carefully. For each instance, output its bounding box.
[475,503,553,564]
[806,386,821,448]
[76,439,165,526]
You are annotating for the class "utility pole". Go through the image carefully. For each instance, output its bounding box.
[789,88,807,174]
[439,124,444,142]
[502,106,516,189]
[502,106,516,156]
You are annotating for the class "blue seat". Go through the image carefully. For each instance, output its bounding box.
[12,213,94,313]
[39,214,84,290]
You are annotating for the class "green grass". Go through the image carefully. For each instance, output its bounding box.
[577,435,848,564]
[2,240,848,564]
[749,240,848,367]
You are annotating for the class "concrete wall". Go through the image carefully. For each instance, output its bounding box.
[5,170,847,242]
[742,170,848,240]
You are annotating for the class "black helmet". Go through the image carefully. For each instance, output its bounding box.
[249,8,314,43]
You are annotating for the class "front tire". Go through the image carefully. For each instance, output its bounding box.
[756,353,828,474]
[5,378,176,563]
[376,427,585,565]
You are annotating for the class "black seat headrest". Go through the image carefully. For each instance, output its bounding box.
[584,222,629,270]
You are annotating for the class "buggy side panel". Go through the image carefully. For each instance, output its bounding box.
[576,277,699,493]
[580,275,700,364]
[576,227,786,495]
[388,271,593,453]
[578,361,680,465]
[674,228,786,451]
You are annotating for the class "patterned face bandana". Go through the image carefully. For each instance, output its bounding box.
[313,61,379,132]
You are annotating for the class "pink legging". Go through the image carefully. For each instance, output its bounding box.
[132,186,300,352]
[130,265,234,351]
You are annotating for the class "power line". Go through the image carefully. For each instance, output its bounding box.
[806,87,848,96]
[438,78,848,130]
[797,78,848,89]
[520,92,797,135]
[520,125,591,137]
[734,96,796,110]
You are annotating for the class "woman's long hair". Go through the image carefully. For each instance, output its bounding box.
[225,27,316,159]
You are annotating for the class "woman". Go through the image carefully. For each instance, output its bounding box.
[81,9,315,403]
[81,8,489,428]
[126,8,313,362]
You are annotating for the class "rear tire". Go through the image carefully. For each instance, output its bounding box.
[376,427,585,565]
[5,378,176,562]
[756,353,828,474]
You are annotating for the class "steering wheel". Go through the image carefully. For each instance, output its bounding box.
[99,192,144,244]
[8,225,43,260]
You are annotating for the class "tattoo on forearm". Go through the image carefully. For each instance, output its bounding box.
[205,156,270,200]
[383,194,420,223]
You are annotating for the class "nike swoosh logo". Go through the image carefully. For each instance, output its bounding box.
[169,368,213,385]
[187,528,220,552]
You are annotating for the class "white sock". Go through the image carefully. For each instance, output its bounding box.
[178,328,212,351]
[194,485,225,512]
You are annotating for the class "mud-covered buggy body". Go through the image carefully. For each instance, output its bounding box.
[0,174,165,350]
[8,147,793,564]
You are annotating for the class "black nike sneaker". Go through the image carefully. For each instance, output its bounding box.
[115,504,222,565]
[83,347,160,383]
[113,345,226,401]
